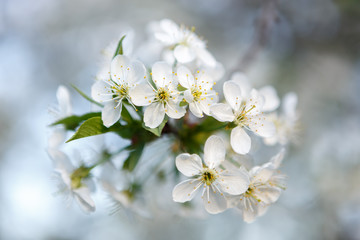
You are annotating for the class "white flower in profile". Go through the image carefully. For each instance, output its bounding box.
[264,92,299,146]
[48,149,95,213]
[210,80,275,154]
[172,135,250,214]
[91,55,146,127]
[176,66,218,117]
[154,19,216,67]
[130,62,186,128]
[228,149,287,223]
[48,85,72,149]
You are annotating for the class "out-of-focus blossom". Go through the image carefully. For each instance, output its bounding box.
[172,135,249,214]
[91,55,147,127]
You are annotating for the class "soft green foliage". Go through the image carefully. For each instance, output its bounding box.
[51,112,101,131]
[122,143,145,171]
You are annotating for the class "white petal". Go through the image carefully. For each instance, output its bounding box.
[102,101,122,127]
[158,19,180,43]
[210,103,235,122]
[144,102,165,128]
[203,186,227,214]
[259,86,280,112]
[230,127,251,154]
[242,206,258,223]
[127,60,147,85]
[176,66,194,89]
[174,45,196,63]
[152,62,173,87]
[175,153,202,177]
[184,90,194,103]
[165,100,186,119]
[57,85,72,116]
[282,92,298,120]
[195,47,216,67]
[231,72,252,99]
[111,55,131,83]
[189,102,204,118]
[47,149,73,174]
[247,89,265,113]
[251,166,274,183]
[256,187,282,204]
[172,179,201,203]
[223,81,242,110]
[217,169,250,195]
[270,148,285,169]
[204,135,226,169]
[73,187,96,213]
[91,80,112,103]
[248,116,275,138]
[129,84,155,106]
[48,128,66,149]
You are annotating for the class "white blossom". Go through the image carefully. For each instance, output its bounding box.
[153,19,216,67]
[176,66,218,117]
[172,135,250,214]
[91,55,146,127]
[48,149,95,213]
[264,92,299,145]
[210,80,275,154]
[130,61,186,128]
[228,149,287,223]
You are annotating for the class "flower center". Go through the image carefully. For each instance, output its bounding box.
[112,84,129,98]
[156,87,170,103]
[234,103,256,127]
[191,89,202,102]
[201,168,217,186]
[245,185,261,202]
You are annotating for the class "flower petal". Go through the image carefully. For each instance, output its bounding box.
[175,153,202,177]
[102,101,122,127]
[282,92,298,120]
[189,102,204,118]
[195,47,216,67]
[165,100,186,119]
[152,62,173,88]
[57,85,72,116]
[91,80,113,103]
[174,45,196,63]
[256,187,282,204]
[203,186,227,214]
[172,179,202,203]
[204,135,226,169]
[231,72,252,99]
[176,66,194,89]
[144,102,165,128]
[223,81,242,111]
[111,55,131,83]
[217,169,250,195]
[248,116,275,138]
[129,84,155,106]
[73,187,96,213]
[127,60,147,85]
[259,85,280,112]
[210,103,235,122]
[230,127,251,154]
[184,89,194,103]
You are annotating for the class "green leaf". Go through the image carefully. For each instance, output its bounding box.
[179,100,188,107]
[51,112,101,130]
[142,117,168,137]
[71,84,103,108]
[112,35,126,58]
[177,84,187,92]
[122,143,145,171]
[66,117,108,142]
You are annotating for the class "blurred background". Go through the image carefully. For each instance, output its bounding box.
[0,0,360,239]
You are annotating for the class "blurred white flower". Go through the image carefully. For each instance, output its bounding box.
[48,85,72,149]
[48,149,96,213]
[264,92,299,146]
[130,61,186,128]
[228,149,287,223]
[91,55,147,127]
[172,135,249,214]
[210,80,275,154]
[176,66,218,117]
[153,19,216,67]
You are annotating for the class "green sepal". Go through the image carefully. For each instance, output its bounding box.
[142,117,168,137]
[50,112,101,131]
[179,100,188,107]
[177,85,187,92]
[112,35,126,59]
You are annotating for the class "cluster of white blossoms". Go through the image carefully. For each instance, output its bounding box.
[48,19,299,222]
